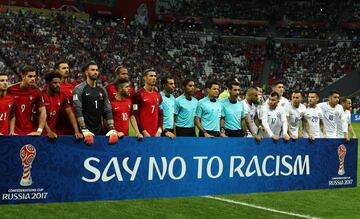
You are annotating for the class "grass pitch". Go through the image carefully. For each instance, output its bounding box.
[1,123,359,218]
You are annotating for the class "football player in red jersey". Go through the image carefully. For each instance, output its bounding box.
[8,65,46,135]
[42,71,83,139]
[132,69,163,137]
[0,72,16,135]
[111,78,143,139]
[54,60,77,135]
[106,66,134,100]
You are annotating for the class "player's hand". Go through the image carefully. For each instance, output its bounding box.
[106,129,118,144]
[135,132,143,140]
[271,135,279,142]
[117,131,125,139]
[298,132,303,138]
[165,131,176,139]
[353,135,357,139]
[47,130,58,139]
[309,135,315,143]
[283,134,290,141]
[220,132,227,137]
[204,132,214,138]
[0,133,3,135]
[9,131,16,135]
[28,131,41,136]
[155,130,162,137]
[344,134,350,142]
[74,132,83,140]
[290,133,298,140]
[142,130,151,137]
[254,134,262,142]
[81,129,95,145]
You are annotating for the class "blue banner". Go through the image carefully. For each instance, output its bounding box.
[351,114,360,122]
[0,136,358,204]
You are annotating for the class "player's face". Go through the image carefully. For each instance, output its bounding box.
[118,68,129,80]
[207,84,219,99]
[144,71,156,86]
[308,93,319,106]
[329,93,340,106]
[0,75,9,91]
[291,92,302,107]
[268,96,279,109]
[119,83,130,97]
[256,87,263,99]
[343,99,352,110]
[273,84,284,96]
[248,90,258,103]
[57,63,69,78]
[229,85,240,99]
[184,81,195,96]
[85,65,99,81]
[22,71,37,86]
[49,77,61,93]
[165,79,175,93]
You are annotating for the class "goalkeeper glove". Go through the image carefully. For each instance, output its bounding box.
[81,129,95,145]
[106,129,118,144]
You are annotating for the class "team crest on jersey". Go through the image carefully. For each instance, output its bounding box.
[99,92,103,100]
[277,112,281,118]
[335,112,339,117]
[29,96,33,102]
[300,112,304,118]
[8,103,12,109]
[57,101,61,107]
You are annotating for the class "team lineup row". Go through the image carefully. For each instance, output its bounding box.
[0,60,356,144]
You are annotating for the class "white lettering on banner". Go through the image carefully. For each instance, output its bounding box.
[82,155,311,183]
[230,155,310,177]
[2,188,48,201]
[82,157,142,182]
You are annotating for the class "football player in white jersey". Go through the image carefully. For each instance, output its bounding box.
[340,97,356,138]
[242,87,262,141]
[266,81,289,107]
[260,92,290,141]
[303,91,325,140]
[285,91,306,139]
[318,91,349,141]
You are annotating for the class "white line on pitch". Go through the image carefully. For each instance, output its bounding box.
[204,196,320,219]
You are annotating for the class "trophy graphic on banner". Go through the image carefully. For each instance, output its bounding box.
[337,144,347,176]
[19,144,37,186]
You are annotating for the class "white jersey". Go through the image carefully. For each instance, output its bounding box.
[284,102,306,137]
[266,96,289,108]
[318,102,347,138]
[260,104,288,137]
[303,105,323,138]
[242,99,258,137]
[337,110,351,138]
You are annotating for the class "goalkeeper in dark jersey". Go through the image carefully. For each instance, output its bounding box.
[73,61,118,145]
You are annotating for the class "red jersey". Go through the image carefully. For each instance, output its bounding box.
[42,91,71,133]
[111,97,132,136]
[56,82,76,135]
[8,83,44,135]
[106,83,134,100]
[132,88,163,136]
[0,95,16,134]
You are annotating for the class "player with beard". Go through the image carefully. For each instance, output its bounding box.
[174,79,198,137]
[8,65,46,135]
[339,97,356,139]
[303,91,325,140]
[284,91,306,139]
[111,78,143,139]
[106,66,135,100]
[0,72,16,135]
[42,71,82,139]
[242,87,262,141]
[266,81,289,107]
[73,62,117,144]
[132,69,163,137]
[160,76,176,139]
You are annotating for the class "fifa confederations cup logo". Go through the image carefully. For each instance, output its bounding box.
[19,144,37,186]
[337,144,347,176]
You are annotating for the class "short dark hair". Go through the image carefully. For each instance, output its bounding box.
[308,91,319,97]
[114,78,130,91]
[0,72,8,77]
[182,78,195,87]
[225,75,237,88]
[341,96,351,103]
[22,65,36,75]
[161,76,174,88]
[143,68,156,77]
[272,81,284,88]
[205,80,219,89]
[269,91,280,98]
[228,80,240,90]
[55,60,68,69]
[45,71,61,84]
[82,61,97,73]
[246,86,257,94]
[329,90,340,96]
[114,65,126,75]
[292,90,302,96]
